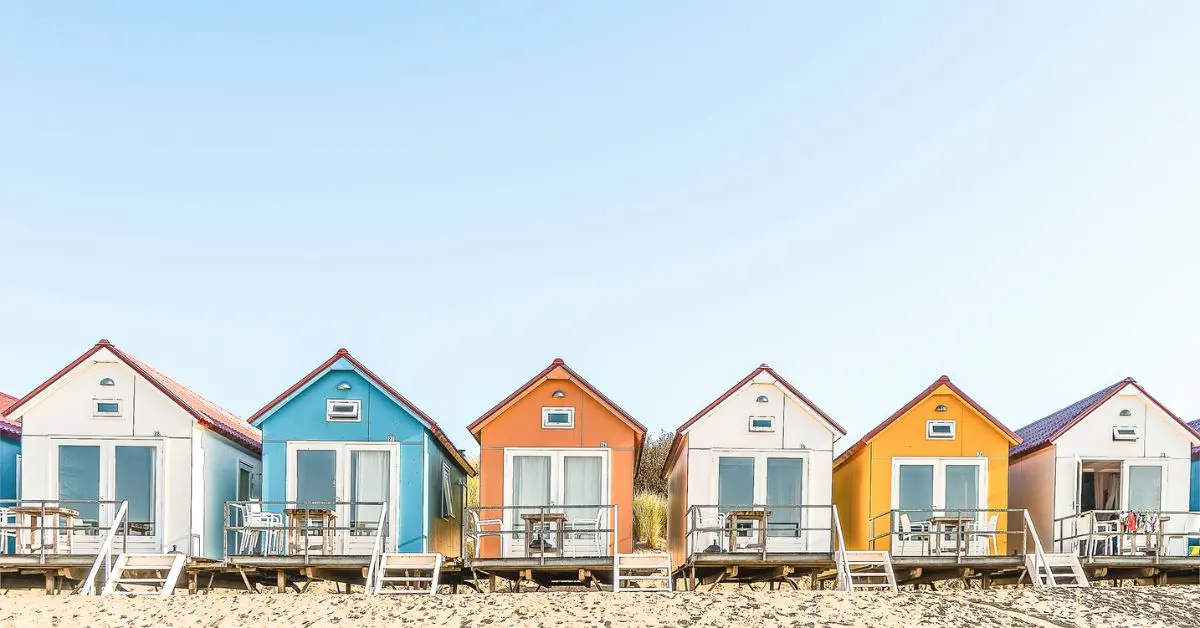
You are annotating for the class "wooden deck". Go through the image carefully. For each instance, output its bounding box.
[677,552,837,590]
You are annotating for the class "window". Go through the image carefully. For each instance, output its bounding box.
[326,399,361,422]
[93,399,122,417]
[1112,425,1139,441]
[541,407,574,429]
[440,462,454,519]
[115,446,156,534]
[926,420,956,440]
[749,416,775,432]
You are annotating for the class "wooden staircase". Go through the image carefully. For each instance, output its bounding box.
[613,553,672,592]
[1025,553,1090,588]
[101,554,187,596]
[369,553,442,595]
[837,550,898,592]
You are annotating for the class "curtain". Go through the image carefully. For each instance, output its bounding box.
[898,465,935,523]
[513,456,551,537]
[944,465,979,515]
[766,458,803,537]
[115,447,156,532]
[296,450,337,504]
[718,457,755,514]
[58,446,101,525]
[351,450,390,531]
[564,456,602,521]
[1127,466,1163,511]
[1095,472,1119,511]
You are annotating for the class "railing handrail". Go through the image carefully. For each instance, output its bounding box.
[80,501,128,596]
[831,505,852,591]
[1023,509,1054,587]
[364,509,387,595]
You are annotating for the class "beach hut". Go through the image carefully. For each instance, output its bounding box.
[467,358,646,559]
[832,376,1020,556]
[1009,378,1200,556]
[1,392,19,502]
[1,339,261,559]
[660,364,846,572]
[246,348,475,557]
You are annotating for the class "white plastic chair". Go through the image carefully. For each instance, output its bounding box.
[0,507,17,554]
[566,513,604,557]
[970,514,999,555]
[897,513,930,555]
[694,511,727,554]
[466,510,504,558]
[230,502,284,555]
[1163,513,1200,557]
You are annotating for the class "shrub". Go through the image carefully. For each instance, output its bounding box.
[466,456,480,508]
[632,491,667,549]
[634,430,673,496]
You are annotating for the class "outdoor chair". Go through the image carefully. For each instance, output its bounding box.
[566,513,605,557]
[466,510,504,558]
[230,501,284,555]
[0,507,17,554]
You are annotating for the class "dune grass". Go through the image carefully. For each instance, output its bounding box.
[632,491,667,549]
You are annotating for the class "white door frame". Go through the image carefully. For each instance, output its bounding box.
[1120,458,1168,511]
[890,457,989,514]
[48,438,165,553]
[501,447,610,558]
[284,441,401,554]
[711,449,811,551]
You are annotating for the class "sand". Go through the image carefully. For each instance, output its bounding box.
[2,587,1200,627]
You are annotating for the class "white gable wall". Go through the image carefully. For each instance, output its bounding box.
[1049,385,1197,534]
[13,350,199,555]
[683,375,839,551]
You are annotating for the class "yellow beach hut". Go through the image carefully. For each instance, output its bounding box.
[832,376,1020,555]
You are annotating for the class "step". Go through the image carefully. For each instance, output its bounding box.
[836,550,898,593]
[613,553,672,592]
[370,553,442,595]
[102,553,187,597]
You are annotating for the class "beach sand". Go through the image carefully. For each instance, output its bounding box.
[2,587,1200,627]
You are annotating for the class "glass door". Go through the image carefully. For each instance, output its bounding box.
[1123,463,1164,511]
[897,464,935,524]
[766,457,804,550]
[509,455,551,555]
[58,445,101,530]
[345,449,392,554]
[115,446,156,537]
[55,442,162,553]
[944,464,980,516]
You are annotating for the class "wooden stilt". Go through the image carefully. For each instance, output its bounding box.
[276,570,286,593]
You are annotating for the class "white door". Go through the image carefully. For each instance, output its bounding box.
[55,441,161,554]
[502,449,608,557]
[714,452,809,552]
[287,443,399,554]
[1122,460,1166,511]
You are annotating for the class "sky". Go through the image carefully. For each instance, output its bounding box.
[1,2,1198,455]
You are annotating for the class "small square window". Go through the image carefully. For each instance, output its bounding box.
[326,399,361,422]
[749,416,775,432]
[926,420,956,440]
[541,407,575,429]
[93,399,122,417]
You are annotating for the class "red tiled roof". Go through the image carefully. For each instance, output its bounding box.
[833,375,1020,469]
[0,391,19,439]
[2,340,261,452]
[660,364,846,479]
[246,348,475,476]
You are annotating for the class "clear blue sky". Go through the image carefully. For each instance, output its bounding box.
[2,3,1197,454]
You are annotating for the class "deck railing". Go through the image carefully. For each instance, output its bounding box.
[79,501,128,595]
[223,500,388,559]
[683,504,837,562]
[868,508,1030,558]
[0,499,135,562]
[1053,510,1200,558]
[463,504,619,564]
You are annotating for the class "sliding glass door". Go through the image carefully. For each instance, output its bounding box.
[502,449,609,557]
[54,441,161,551]
[893,458,986,521]
[715,452,809,551]
[286,443,400,554]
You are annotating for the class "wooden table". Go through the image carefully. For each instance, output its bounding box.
[520,512,566,557]
[726,510,771,551]
[10,506,79,554]
[284,508,337,555]
[927,515,973,554]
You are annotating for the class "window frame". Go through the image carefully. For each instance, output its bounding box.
[1112,425,1140,442]
[541,406,575,429]
[325,399,362,422]
[926,420,956,440]
[92,399,123,418]
[440,462,454,520]
[748,415,776,432]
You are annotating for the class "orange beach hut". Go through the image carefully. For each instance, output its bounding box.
[832,376,1020,554]
[467,359,646,558]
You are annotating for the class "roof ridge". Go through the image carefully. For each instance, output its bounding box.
[1010,379,1142,459]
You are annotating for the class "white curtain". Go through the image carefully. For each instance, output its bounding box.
[513,456,551,536]
[564,456,602,521]
[352,451,390,531]
[1095,472,1119,511]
